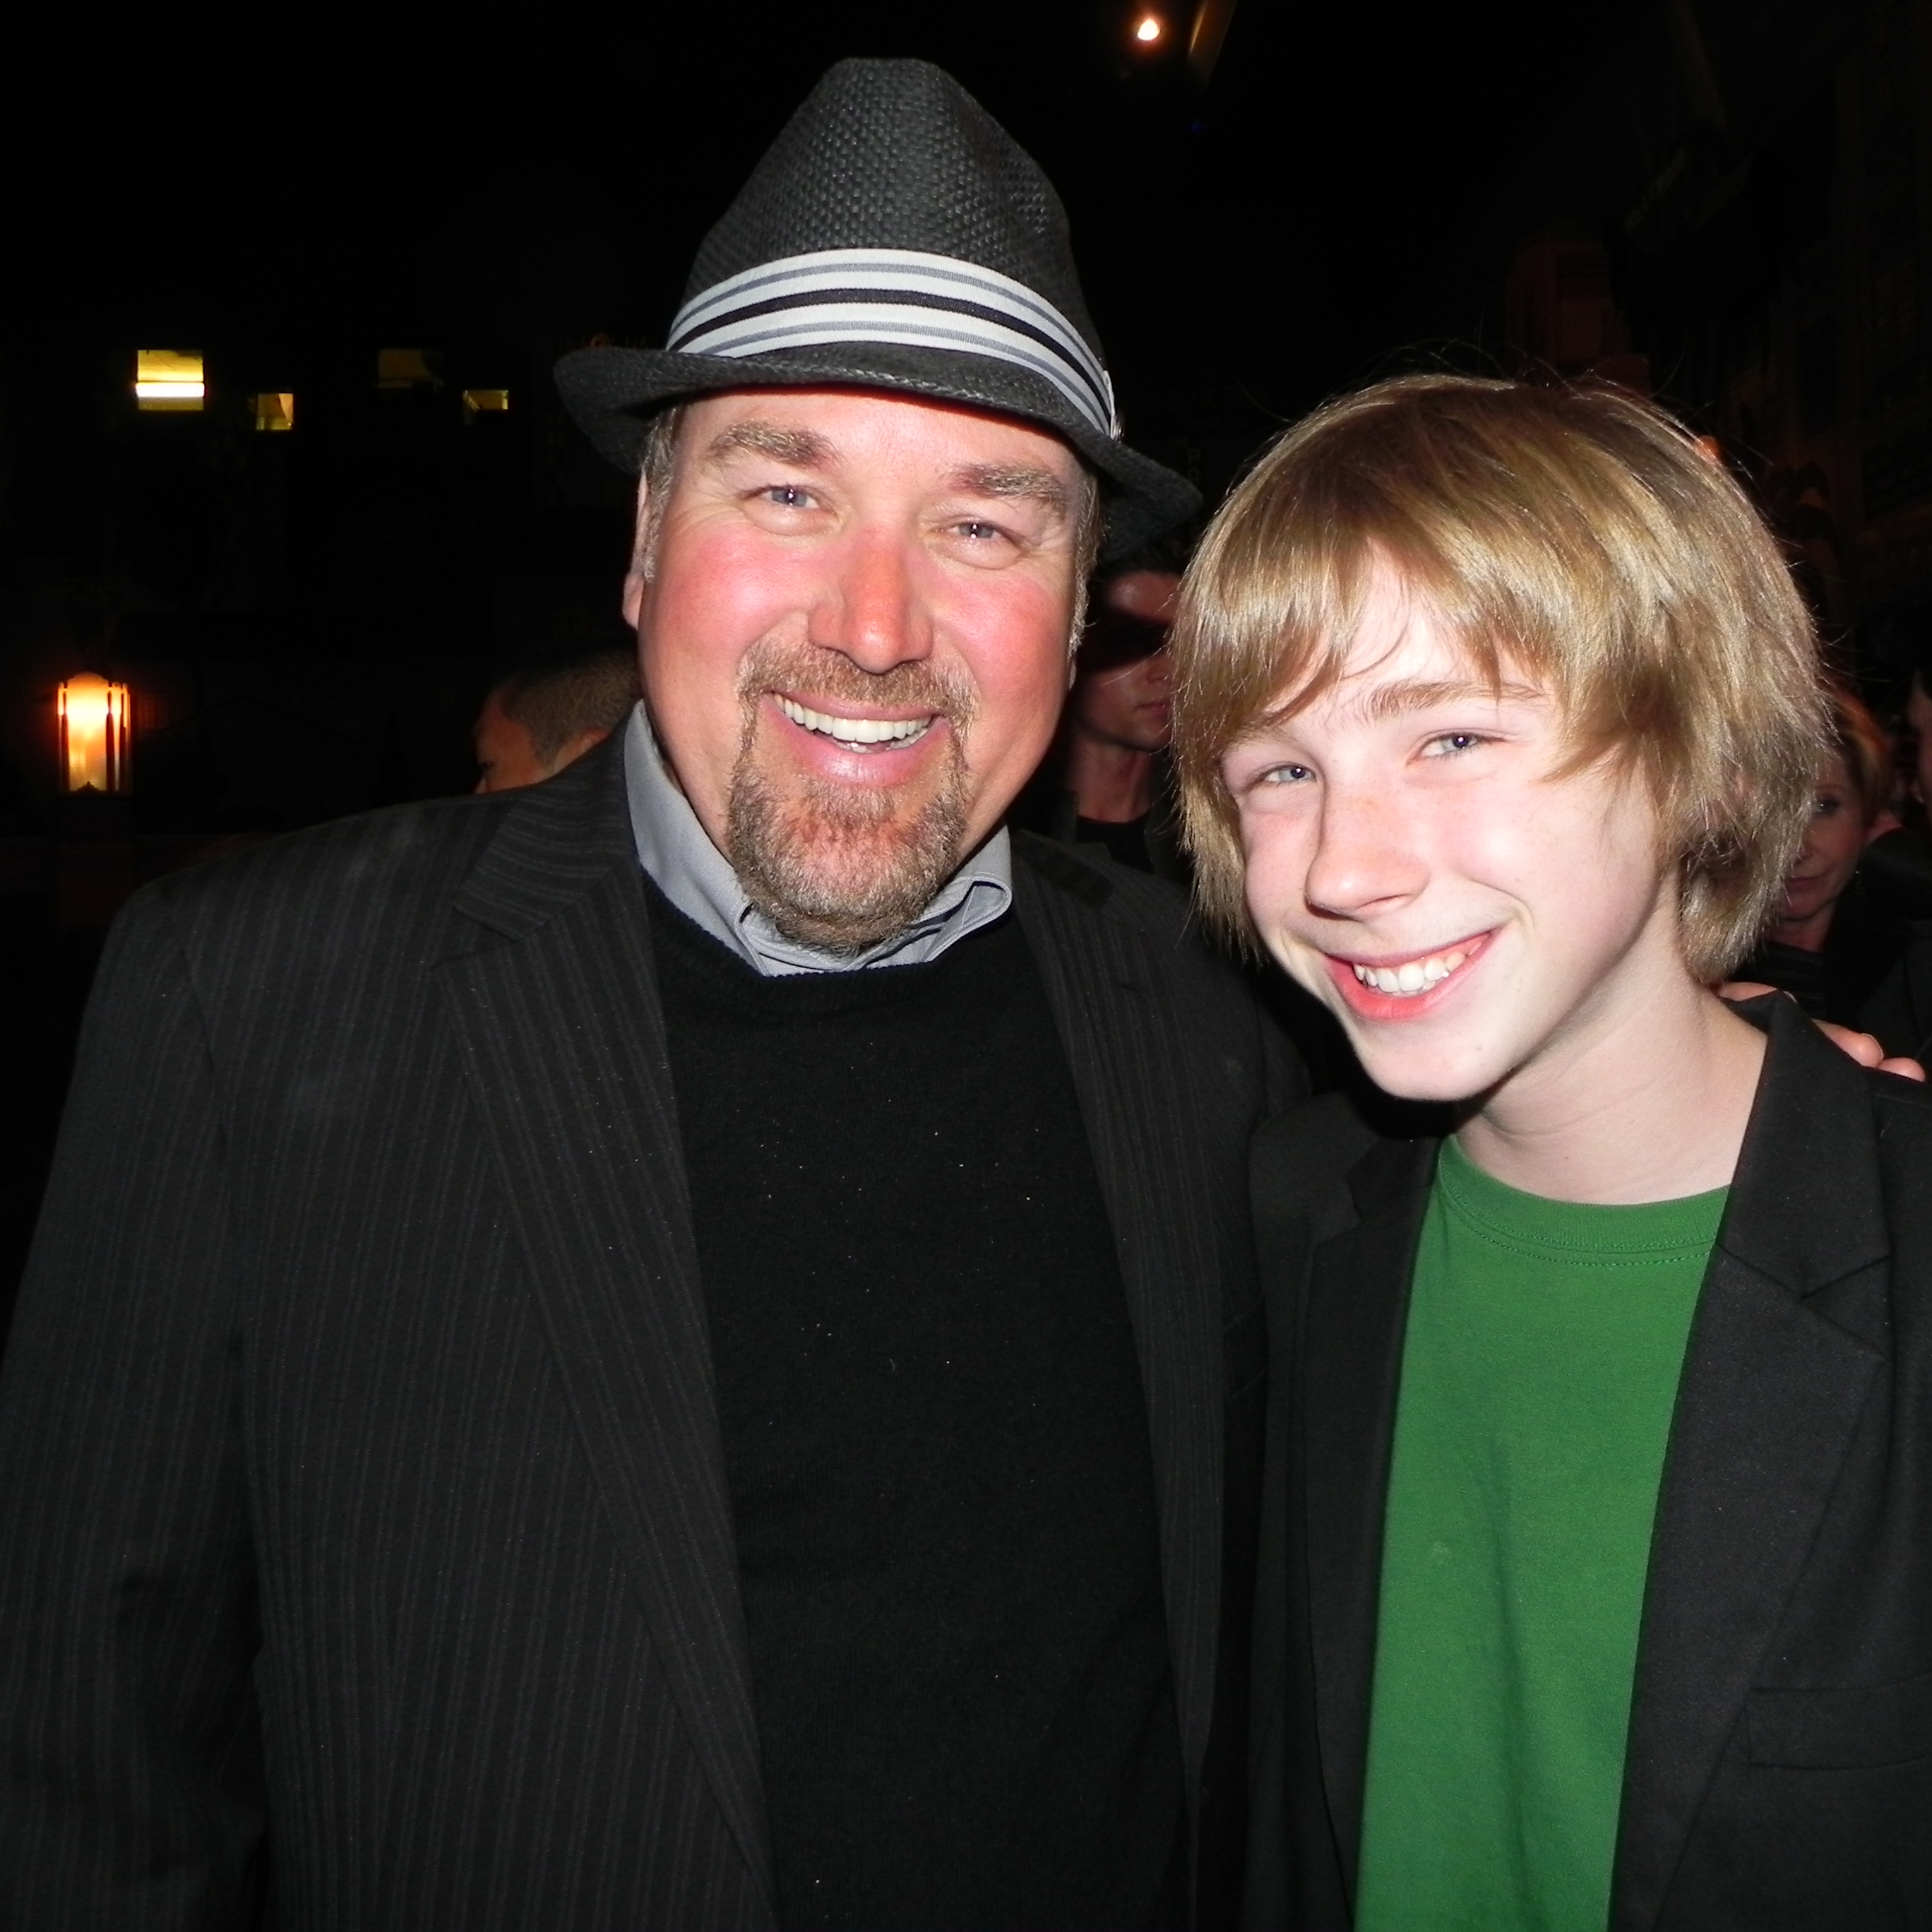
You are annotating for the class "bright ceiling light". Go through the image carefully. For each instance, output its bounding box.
[1134,14,1164,41]
[135,349,205,411]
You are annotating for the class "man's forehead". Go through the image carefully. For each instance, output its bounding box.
[681,386,1080,484]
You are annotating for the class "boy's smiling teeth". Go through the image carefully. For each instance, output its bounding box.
[1352,947,1470,996]
[777,695,933,749]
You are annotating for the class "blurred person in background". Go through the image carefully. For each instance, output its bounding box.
[1736,683,1910,1032]
[473,646,640,792]
[1018,545,1188,880]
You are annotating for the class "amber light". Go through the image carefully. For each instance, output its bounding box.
[136,349,205,412]
[59,674,131,793]
[1134,13,1164,41]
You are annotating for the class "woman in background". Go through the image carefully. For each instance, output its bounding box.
[1737,682,1927,1049]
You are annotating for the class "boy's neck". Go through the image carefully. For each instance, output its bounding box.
[1455,970,1767,1207]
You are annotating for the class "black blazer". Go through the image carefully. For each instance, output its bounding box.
[0,740,1299,1931]
[1244,997,1932,1932]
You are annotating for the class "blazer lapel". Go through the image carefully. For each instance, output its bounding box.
[436,750,775,1916]
[1013,852,1227,1798]
[1299,1134,1435,1899]
[1610,1005,1889,1932]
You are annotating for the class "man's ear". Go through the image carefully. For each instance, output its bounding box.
[622,566,650,631]
[621,476,654,630]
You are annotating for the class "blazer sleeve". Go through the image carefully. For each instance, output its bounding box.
[0,883,266,1928]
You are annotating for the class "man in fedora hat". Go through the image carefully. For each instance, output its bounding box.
[0,59,1294,1931]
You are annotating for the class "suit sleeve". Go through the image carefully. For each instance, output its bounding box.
[0,884,266,1928]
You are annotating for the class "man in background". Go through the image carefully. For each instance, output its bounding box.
[472,645,639,792]
[1021,548,1188,879]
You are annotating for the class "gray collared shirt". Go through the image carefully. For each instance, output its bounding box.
[621,706,1013,977]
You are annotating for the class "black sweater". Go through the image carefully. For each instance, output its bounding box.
[650,883,1186,1932]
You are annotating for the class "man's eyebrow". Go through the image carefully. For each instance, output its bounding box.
[1356,675,1546,722]
[949,463,1071,517]
[702,421,834,468]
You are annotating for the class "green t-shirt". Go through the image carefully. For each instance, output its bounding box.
[1355,1136,1726,1932]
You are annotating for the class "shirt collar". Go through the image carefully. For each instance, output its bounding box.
[621,706,1013,977]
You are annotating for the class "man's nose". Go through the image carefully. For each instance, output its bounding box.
[810,531,933,671]
[1301,783,1428,919]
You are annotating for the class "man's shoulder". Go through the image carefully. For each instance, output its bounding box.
[1253,1089,1422,1205]
[141,740,630,953]
[1010,825,1203,955]
[1009,825,1306,1109]
[141,792,513,939]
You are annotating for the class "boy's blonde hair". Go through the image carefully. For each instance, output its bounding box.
[1171,374,1830,982]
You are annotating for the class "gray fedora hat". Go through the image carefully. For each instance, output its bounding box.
[554,58,1199,556]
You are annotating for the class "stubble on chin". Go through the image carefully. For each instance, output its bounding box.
[724,643,979,955]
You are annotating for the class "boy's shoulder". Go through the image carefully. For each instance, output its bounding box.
[1867,1062,1932,1171]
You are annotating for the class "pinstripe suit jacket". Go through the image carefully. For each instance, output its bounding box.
[0,739,1299,1931]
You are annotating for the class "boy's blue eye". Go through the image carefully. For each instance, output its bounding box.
[1426,732,1486,756]
[1260,763,1313,786]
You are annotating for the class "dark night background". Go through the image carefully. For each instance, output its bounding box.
[1,0,1926,1328]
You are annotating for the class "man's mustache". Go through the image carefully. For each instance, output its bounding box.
[735,641,979,737]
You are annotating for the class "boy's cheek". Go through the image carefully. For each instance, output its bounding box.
[1242,857,1305,959]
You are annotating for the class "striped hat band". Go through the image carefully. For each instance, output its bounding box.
[667,247,1120,439]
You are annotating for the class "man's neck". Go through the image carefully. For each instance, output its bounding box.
[1455,966,1767,1207]
[1065,733,1157,825]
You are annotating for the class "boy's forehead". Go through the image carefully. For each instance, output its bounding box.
[1263,597,1556,724]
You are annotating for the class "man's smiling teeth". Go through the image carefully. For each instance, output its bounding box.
[777,695,933,749]
[1352,948,1469,996]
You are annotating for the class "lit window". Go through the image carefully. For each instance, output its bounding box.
[58,675,132,792]
[135,350,205,412]
[462,388,510,420]
[251,392,295,433]
[377,348,440,390]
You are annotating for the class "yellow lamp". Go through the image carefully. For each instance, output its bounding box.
[58,674,131,793]
[136,350,205,412]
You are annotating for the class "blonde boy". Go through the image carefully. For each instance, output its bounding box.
[1174,376,1932,1931]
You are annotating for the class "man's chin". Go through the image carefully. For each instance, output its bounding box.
[726,781,969,955]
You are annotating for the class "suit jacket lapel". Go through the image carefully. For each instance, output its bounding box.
[1298,1134,1435,1898]
[436,749,775,1916]
[1610,1003,1888,1931]
[1013,852,1227,1796]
